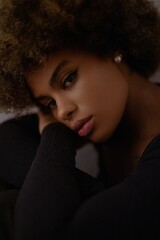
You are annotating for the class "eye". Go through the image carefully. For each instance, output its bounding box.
[47,99,56,110]
[62,70,77,89]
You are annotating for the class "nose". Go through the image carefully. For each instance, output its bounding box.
[56,98,77,122]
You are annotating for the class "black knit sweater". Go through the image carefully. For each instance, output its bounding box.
[0,114,160,240]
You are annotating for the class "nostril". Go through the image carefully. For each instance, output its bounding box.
[66,111,73,119]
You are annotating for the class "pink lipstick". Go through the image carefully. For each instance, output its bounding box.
[71,116,94,137]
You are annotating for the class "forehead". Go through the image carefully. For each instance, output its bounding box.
[26,50,85,96]
[26,50,113,100]
[27,50,101,85]
[28,50,85,80]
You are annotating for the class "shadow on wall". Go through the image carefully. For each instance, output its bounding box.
[0,112,14,124]
[151,68,160,83]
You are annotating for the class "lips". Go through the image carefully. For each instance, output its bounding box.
[71,116,94,137]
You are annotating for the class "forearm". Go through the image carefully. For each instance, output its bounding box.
[14,124,82,240]
[0,114,40,188]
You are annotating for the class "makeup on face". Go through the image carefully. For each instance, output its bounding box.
[27,51,129,143]
[71,116,94,137]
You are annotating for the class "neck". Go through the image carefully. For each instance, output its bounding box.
[101,72,160,185]
[123,73,160,153]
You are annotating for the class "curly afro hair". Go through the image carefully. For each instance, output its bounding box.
[0,0,160,112]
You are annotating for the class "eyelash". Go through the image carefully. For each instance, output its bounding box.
[45,70,78,110]
[47,99,56,110]
[62,70,78,89]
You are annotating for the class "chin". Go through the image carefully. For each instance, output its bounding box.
[88,131,111,143]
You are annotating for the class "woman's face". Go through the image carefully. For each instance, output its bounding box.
[27,51,129,142]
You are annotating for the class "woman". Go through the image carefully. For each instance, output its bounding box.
[0,0,160,239]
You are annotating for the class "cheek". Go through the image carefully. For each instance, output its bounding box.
[94,87,128,142]
[70,81,101,112]
[72,75,128,112]
[82,79,128,142]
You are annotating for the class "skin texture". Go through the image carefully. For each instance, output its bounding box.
[27,51,129,143]
[27,50,160,182]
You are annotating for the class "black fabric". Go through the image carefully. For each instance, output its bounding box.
[68,136,160,239]
[0,189,18,240]
[0,114,40,188]
[0,115,160,239]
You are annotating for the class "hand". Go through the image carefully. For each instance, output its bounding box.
[38,109,57,134]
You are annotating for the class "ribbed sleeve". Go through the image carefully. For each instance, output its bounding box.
[0,114,40,188]
[14,123,81,240]
[38,123,77,168]
[0,115,105,240]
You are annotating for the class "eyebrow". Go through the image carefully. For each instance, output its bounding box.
[49,60,70,87]
[34,60,70,104]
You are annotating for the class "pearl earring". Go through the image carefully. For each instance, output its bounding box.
[114,54,122,64]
